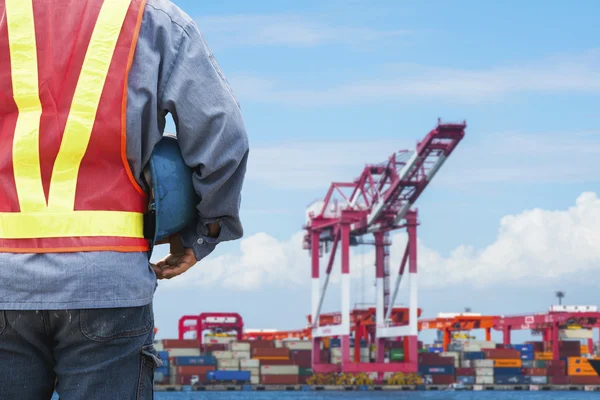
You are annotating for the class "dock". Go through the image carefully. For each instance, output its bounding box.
[155,384,600,392]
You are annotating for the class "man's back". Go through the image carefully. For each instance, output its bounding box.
[0,0,247,310]
[0,1,248,398]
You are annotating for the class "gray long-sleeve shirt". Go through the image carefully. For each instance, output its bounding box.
[0,0,249,310]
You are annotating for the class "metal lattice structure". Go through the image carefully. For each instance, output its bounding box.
[303,119,466,375]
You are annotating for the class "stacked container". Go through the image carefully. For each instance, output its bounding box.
[418,353,455,385]
[567,357,600,385]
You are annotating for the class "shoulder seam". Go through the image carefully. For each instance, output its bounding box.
[146,2,192,38]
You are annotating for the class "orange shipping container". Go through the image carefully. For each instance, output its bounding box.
[568,357,590,366]
[494,359,521,368]
[252,356,289,361]
[580,345,589,354]
[567,365,597,376]
[534,352,553,360]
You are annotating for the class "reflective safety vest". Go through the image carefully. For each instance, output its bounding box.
[0,0,149,253]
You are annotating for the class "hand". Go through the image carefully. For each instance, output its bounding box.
[151,235,198,280]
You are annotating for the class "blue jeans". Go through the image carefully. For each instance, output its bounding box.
[0,304,161,399]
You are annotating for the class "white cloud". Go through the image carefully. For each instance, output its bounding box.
[229,49,600,105]
[245,129,600,191]
[196,14,410,48]
[160,191,600,292]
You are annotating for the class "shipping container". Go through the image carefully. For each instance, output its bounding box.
[522,368,546,376]
[231,351,250,360]
[206,370,251,383]
[282,340,313,351]
[493,367,522,376]
[475,376,494,384]
[261,365,299,375]
[521,360,534,368]
[483,349,521,360]
[241,367,260,376]
[252,347,290,358]
[211,351,233,359]
[474,367,493,376]
[260,359,295,366]
[216,359,240,369]
[231,342,251,352]
[175,365,213,375]
[261,374,299,385]
[431,375,454,385]
[456,376,475,385]
[456,368,475,376]
[494,375,525,385]
[161,339,201,349]
[570,376,600,385]
[473,360,494,368]
[528,376,548,384]
[164,348,201,357]
[494,359,522,368]
[299,367,313,376]
[463,351,485,360]
[508,344,534,353]
[549,376,570,385]
[461,360,473,368]
[172,356,216,366]
[418,365,455,375]
[240,359,260,368]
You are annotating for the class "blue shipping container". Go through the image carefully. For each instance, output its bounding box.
[174,356,216,366]
[528,376,548,384]
[456,376,475,385]
[494,367,523,376]
[508,344,534,353]
[419,365,455,375]
[463,351,485,360]
[158,351,169,360]
[494,375,525,385]
[428,347,443,353]
[521,352,534,360]
[330,339,341,348]
[155,366,169,376]
[206,370,251,382]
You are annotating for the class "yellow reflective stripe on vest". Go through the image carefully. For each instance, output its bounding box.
[5,0,46,212]
[0,211,144,239]
[2,0,143,240]
[48,0,132,211]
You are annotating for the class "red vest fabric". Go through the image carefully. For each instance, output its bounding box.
[0,0,149,253]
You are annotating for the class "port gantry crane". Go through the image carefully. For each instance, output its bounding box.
[303,119,466,375]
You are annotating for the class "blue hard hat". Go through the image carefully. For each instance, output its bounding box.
[145,134,199,251]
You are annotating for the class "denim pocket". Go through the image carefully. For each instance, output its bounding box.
[80,304,153,342]
[0,311,5,335]
[138,344,162,400]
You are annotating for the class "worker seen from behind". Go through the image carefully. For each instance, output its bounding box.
[0,0,249,398]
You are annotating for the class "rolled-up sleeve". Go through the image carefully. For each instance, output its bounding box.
[158,21,249,261]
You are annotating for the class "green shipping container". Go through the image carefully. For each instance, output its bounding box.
[299,368,313,376]
[418,348,428,354]
[533,360,548,368]
[390,349,405,360]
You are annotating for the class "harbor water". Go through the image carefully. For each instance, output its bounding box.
[152,392,599,400]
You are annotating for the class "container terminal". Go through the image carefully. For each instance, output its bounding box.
[152,121,600,391]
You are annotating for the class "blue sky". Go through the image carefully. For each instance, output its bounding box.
[152,0,600,342]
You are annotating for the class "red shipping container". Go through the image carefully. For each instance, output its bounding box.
[175,374,207,385]
[559,341,580,349]
[549,376,570,385]
[161,339,201,349]
[252,347,290,358]
[203,344,228,352]
[176,366,214,375]
[546,366,565,376]
[239,340,275,349]
[418,354,453,365]
[522,368,546,376]
[260,359,295,366]
[483,349,520,360]
[431,375,454,385]
[456,368,474,376]
[569,376,600,385]
[546,360,566,368]
[261,374,299,385]
[526,341,544,352]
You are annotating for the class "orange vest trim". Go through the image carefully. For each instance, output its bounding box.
[0,0,150,253]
